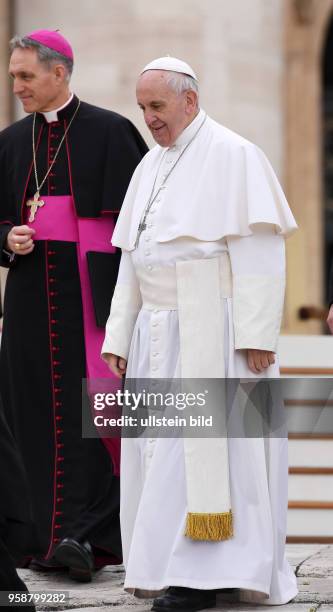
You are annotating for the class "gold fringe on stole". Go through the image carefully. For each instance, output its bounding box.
[185,511,233,541]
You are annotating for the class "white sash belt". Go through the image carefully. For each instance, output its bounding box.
[141,252,232,311]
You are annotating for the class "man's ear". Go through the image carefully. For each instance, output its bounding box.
[185,89,198,114]
[54,63,67,83]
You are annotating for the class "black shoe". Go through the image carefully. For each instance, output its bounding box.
[152,587,216,611]
[54,538,94,583]
[29,557,65,571]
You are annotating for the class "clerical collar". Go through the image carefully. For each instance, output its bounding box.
[39,93,78,123]
[171,108,205,149]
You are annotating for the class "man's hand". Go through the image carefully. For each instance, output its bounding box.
[247,349,275,374]
[327,305,333,334]
[103,353,127,378]
[6,225,35,256]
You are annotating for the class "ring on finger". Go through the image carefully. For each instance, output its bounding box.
[15,243,21,250]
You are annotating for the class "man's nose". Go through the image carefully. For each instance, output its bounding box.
[144,111,155,127]
[13,79,24,95]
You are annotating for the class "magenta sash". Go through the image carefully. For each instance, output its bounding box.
[27,196,120,475]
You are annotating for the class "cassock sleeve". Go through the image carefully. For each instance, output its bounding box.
[227,223,285,352]
[101,251,142,360]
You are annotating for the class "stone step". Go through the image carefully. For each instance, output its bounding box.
[287,506,333,536]
[286,402,333,433]
[288,438,333,466]
[288,473,333,500]
[278,335,333,369]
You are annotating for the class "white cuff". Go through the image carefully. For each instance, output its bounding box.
[101,284,142,360]
[233,275,285,352]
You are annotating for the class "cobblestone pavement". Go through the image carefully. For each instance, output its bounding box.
[16,544,333,611]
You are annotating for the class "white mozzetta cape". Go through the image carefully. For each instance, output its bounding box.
[111,111,297,251]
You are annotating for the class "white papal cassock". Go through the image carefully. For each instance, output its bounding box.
[102,109,299,605]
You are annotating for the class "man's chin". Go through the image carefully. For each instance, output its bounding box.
[20,100,36,113]
[152,133,171,147]
[151,127,170,147]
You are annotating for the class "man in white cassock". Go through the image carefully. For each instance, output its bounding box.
[102,57,298,612]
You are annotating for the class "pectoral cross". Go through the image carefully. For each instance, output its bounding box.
[26,192,45,222]
[134,220,147,248]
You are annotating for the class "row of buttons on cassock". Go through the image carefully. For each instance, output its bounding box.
[144,146,178,461]
[144,147,180,373]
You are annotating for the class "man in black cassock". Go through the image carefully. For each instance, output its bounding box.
[0,29,147,582]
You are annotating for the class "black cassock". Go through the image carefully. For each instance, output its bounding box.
[0,389,33,555]
[0,95,147,562]
[0,392,36,606]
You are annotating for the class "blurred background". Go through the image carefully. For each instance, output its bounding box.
[0,0,333,543]
[1,0,333,335]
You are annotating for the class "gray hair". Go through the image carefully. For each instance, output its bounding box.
[164,71,199,100]
[10,35,73,81]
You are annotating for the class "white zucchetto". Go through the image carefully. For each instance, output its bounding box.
[140,56,198,81]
